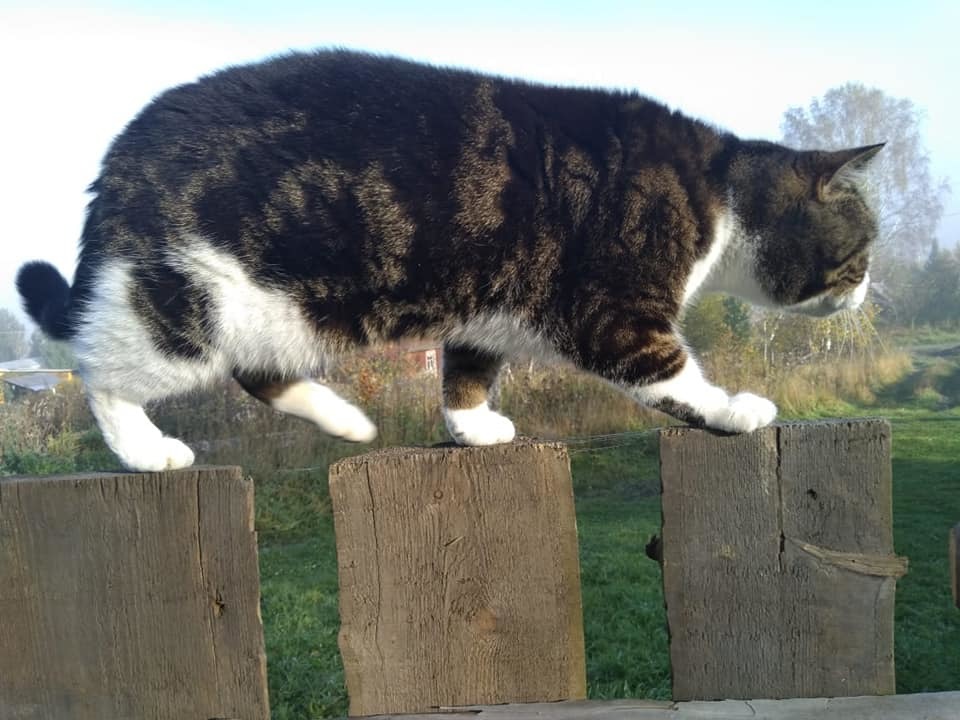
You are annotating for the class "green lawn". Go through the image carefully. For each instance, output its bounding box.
[887,408,960,693]
[259,538,345,719]
[257,409,960,718]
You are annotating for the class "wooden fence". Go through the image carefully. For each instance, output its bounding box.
[1,419,958,719]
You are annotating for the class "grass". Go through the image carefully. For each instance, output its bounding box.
[572,437,669,700]
[259,537,345,719]
[885,408,960,693]
[576,492,669,700]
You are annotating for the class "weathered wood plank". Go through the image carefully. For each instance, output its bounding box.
[355,692,960,719]
[952,523,960,609]
[659,424,783,701]
[0,467,269,720]
[330,441,586,717]
[659,419,907,701]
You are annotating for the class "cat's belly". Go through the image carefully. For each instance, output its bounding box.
[442,312,561,363]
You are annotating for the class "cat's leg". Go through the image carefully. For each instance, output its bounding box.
[86,390,196,472]
[581,327,776,433]
[441,344,515,445]
[234,372,377,442]
[72,258,203,472]
[631,353,777,432]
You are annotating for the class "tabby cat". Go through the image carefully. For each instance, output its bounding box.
[17,49,882,472]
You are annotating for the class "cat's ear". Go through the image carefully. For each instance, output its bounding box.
[816,143,885,201]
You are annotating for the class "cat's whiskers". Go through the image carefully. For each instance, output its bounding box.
[842,310,856,357]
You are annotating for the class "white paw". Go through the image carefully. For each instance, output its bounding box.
[327,403,378,443]
[444,403,516,446]
[270,381,377,443]
[117,436,196,472]
[159,437,196,469]
[709,393,778,433]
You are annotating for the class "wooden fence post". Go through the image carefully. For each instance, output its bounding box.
[659,418,908,701]
[330,441,586,717]
[0,467,269,720]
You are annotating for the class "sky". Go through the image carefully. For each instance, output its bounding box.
[2,0,958,323]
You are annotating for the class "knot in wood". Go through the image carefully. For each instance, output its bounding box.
[470,606,498,634]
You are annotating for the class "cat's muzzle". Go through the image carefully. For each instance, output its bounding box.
[790,272,870,317]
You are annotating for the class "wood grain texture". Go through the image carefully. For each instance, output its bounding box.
[330,440,586,717]
[659,419,907,702]
[952,523,959,609]
[0,466,269,720]
[354,691,960,719]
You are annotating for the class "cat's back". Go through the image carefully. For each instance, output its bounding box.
[105,50,482,166]
[86,49,637,260]
[101,49,638,173]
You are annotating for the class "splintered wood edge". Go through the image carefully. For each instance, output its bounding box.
[328,439,569,476]
[787,537,909,578]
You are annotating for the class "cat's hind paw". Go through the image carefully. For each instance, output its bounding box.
[443,403,516,446]
[265,380,377,443]
[327,404,379,443]
[712,392,777,433]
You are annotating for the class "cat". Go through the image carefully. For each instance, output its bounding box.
[17,49,882,473]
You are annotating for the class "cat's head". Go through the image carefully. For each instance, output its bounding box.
[727,141,884,317]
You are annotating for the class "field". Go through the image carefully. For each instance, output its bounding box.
[1,338,958,718]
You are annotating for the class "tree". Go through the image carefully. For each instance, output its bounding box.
[914,241,960,327]
[0,309,28,362]
[722,297,751,343]
[682,295,732,353]
[29,329,78,369]
[781,84,950,294]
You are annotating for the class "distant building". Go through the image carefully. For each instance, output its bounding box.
[370,340,441,377]
[0,358,75,402]
[398,340,441,377]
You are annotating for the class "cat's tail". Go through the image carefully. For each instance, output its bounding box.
[16,261,74,340]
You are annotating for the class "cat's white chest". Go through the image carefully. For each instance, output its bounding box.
[681,208,736,307]
[681,207,768,308]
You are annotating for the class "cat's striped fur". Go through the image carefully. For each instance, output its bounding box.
[18,49,881,471]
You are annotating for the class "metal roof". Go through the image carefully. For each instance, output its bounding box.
[0,358,74,393]
[2,373,66,392]
[0,357,43,371]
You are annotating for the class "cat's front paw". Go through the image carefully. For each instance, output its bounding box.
[443,403,516,446]
[160,437,197,469]
[118,436,196,473]
[709,392,777,433]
